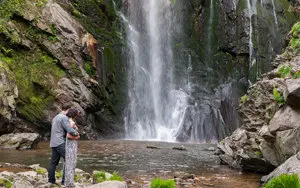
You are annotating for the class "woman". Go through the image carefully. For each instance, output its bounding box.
[65,108,80,187]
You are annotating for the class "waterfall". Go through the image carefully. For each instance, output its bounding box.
[123,0,189,141]
[271,0,278,26]
[206,0,214,62]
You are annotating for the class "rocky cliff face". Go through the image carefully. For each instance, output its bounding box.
[0,0,126,139]
[217,21,300,175]
[166,0,299,141]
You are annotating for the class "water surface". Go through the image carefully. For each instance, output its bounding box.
[0,140,261,187]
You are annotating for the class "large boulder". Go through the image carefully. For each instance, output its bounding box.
[261,152,300,184]
[268,105,300,135]
[275,126,300,159]
[284,78,300,108]
[0,133,40,149]
[0,62,18,135]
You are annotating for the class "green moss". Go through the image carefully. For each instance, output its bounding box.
[255,151,263,158]
[264,174,300,188]
[0,0,23,26]
[240,94,248,104]
[150,178,175,188]
[293,71,300,79]
[36,167,47,175]
[72,9,82,18]
[109,172,123,181]
[74,174,83,182]
[0,48,65,123]
[55,170,63,179]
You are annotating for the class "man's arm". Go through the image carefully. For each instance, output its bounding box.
[61,116,78,136]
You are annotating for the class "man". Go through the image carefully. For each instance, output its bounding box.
[48,103,78,185]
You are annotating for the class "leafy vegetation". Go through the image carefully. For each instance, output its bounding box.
[36,167,47,175]
[0,178,13,188]
[55,170,63,179]
[273,88,285,106]
[240,95,248,104]
[293,71,300,79]
[289,22,300,52]
[277,65,292,78]
[150,178,176,188]
[93,171,123,183]
[264,174,300,188]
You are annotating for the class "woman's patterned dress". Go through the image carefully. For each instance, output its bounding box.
[64,120,78,187]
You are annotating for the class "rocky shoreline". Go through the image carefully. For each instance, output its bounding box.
[217,21,300,184]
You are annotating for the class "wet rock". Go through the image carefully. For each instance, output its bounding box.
[0,61,18,135]
[12,179,34,188]
[269,106,300,135]
[0,133,40,149]
[86,181,127,188]
[261,152,300,184]
[172,145,187,151]
[146,145,160,149]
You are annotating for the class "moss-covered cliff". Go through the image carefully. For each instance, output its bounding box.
[0,0,126,139]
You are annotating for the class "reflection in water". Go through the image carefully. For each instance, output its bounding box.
[0,140,260,187]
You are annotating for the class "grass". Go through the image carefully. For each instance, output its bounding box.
[151,178,176,188]
[273,88,285,106]
[264,174,300,188]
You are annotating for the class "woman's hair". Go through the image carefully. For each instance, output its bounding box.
[66,108,79,118]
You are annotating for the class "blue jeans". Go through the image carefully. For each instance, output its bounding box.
[48,143,66,184]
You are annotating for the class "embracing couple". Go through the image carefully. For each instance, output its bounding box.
[48,104,81,187]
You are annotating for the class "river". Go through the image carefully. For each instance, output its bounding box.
[0,140,261,187]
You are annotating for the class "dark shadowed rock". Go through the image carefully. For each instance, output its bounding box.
[275,126,300,159]
[284,78,300,109]
[0,133,40,150]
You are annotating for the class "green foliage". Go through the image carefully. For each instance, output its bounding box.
[72,9,82,18]
[264,174,300,188]
[289,22,300,52]
[84,61,96,77]
[0,0,23,26]
[150,178,176,188]
[55,170,63,179]
[74,174,83,182]
[109,172,123,181]
[35,0,47,8]
[255,151,263,158]
[273,88,285,106]
[240,95,248,104]
[0,178,13,188]
[36,167,47,175]
[293,71,300,79]
[277,65,292,78]
[93,171,107,183]
[0,48,65,123]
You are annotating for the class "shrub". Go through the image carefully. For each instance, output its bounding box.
[151,178,175,188]
[273,88,285,106]
[55,170,63,179]
[264,174,300,188]
[277,65,292,78]
[0,178,12,188]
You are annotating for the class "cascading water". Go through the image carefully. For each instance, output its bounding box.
[123,0,189,141]
[271,0,278,26]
